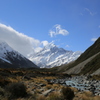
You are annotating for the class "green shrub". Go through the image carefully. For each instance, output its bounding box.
[62,87,75,100]
[5,82,28,99]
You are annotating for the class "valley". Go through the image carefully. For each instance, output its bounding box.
[0,37,100,100]
[0,0,100,99]
[0,68,100,100]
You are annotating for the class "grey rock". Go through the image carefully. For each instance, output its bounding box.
[42,89,54,96]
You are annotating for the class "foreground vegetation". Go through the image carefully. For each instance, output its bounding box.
[0,68,100,100]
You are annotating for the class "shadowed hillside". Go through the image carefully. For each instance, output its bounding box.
[76,37,100,64]
[80,53,100,74]
[58,37,100,75]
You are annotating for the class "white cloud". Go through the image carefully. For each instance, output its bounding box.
[0,23,41,57]
[91,38,97,42]
[34,47,42,53]
[41,41,49,46]
[49,24,69,37]
[85,8,96,16]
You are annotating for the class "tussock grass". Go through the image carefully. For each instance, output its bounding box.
[7,77,18,83]
[46,84,52,89]
[83,91,93,97]
[0,68,100,100]
[36,95,46,100]
[5,82,28,99]
[93,95,100,100]
[46,92,64,100]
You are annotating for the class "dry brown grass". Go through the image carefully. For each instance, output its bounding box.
[32,77,47,84]
[81,94,93,100]
[0,68,100,100]
[46,84,52,89]
[70,87,78,93]
[7,77,18,83]
[52,84,63,90]
[73,91,100,100]
[93,95,100,100]
[36,95,46,100]
[83,91,93,97]
[46,91,64,100]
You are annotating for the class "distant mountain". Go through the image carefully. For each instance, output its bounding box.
[28,42,82,68]
[0,42,38,68]
[59,37,100,75]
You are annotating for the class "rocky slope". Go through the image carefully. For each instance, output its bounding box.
[65,52,100,75]
[59,37,100,75]
[0,42,38,68]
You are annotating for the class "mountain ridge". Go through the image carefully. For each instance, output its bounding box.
[58,37,100,75]
[28,42,82,68]
[0,41,38,68]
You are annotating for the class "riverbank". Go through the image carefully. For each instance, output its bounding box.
[0,68,100,100]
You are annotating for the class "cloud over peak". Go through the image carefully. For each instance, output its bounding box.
[91,38,97,42]
[0,23,41,57]
[41,40,49,46]
[49,24,69,37]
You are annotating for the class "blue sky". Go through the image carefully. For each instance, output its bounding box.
[0,0,100,55]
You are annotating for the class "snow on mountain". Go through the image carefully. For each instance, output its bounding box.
[0,42,13,57]
[0,41,38,68]
[28,42,82,68]
[0,42,24,62]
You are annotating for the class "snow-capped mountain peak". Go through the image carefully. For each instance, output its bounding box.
[28,43,82,68]
[0,41,38,68]
[0,42,14,58]
[44,42,57,49]
[0,42,13,51]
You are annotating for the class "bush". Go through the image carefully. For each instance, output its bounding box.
[0,76,10,87]
[5,82,28,99]
[62,87,75,100]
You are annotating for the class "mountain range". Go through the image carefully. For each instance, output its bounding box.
[28,42,82,68]
[0,37,99,76]
[0,41,81,69]
[0,42,38,68]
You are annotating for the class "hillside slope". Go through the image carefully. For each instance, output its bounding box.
[64,52,100,74]
[58,37,100,75]
[0,42,38,68]
[80,52,100,75]
[76,37,100,63]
